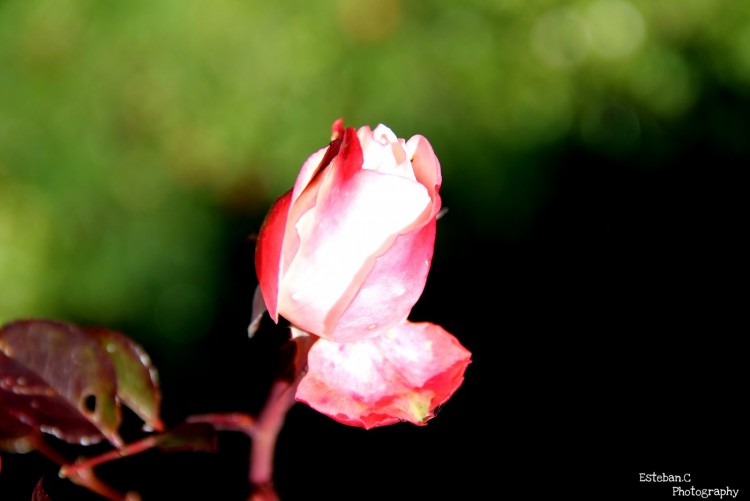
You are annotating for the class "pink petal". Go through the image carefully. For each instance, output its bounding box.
[281,138,341,280]
[330,218,436,341]
[406,134,443,214]
[358,125,415,181]
[290,137,342,208]
[296,321,471,429]
[290,146,327,206]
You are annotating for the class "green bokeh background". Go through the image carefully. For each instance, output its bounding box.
[4,0,748,345]
[1,1,747,499]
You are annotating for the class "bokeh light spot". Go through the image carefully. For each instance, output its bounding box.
[586,0,646,60]
[729,24,750,86]
[337,0,402,43]
[532,7,589,68]
[627,47,697,118]
[0,182,53,320]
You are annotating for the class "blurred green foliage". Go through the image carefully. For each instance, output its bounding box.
[1,0,748,348]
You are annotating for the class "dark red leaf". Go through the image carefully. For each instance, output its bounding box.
[86,327,164,433]
[1,393,36,465]
[0,402,33,442]
[0,351,107,447]
[0,320,122,447]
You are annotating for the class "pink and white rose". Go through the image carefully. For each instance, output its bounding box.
[254,119,470,428]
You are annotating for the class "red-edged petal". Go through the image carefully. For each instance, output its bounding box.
[296,321,471,429]
[255,134,343,322]
[255,190,292,322]
[331,118,345,140]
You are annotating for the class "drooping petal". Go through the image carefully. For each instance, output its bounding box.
[277,129,432,340]
[296,321,471,429]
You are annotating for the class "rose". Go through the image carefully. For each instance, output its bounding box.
[254,119,470,428]
[255,119,442,343]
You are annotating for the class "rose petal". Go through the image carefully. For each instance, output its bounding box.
[330,217,436,341]
[406,134,442,211]
[255,190,293,322]
[358,124,415,181]
[256,137,344,323]
[296,321,471,429]
[290,146,328,207]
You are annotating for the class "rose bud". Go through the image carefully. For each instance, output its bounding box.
[255,120,471,428]
[255,119,443,342]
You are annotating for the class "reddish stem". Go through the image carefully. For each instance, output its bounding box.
[67,467,140,501]
[247,328,314,494]
[59,435,160,478]
[186,366,304,496]
[28,434,69,467]
[248,377,300,490]
[186,412,256,434]
[29,434,134,501]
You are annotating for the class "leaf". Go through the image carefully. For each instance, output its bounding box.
[0,350,110,447]
[0,320,122,447]
[86,327,164,433]
[0,399,35,456]
[154,422,217,453]
[0,402,33,442]
[31,478,53,501]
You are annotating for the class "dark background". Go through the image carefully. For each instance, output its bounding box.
[1,1,747,500]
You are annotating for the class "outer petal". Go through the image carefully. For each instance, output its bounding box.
[255,137,342,322]
[277,129,432,340]
[280,139,341,281]
[296,321,471,429]
[255,190,293,323]
[291,146,328,206]
[289,137,343,208]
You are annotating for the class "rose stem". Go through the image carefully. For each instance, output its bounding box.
[248,375,301,491]
[29,434,133,501]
